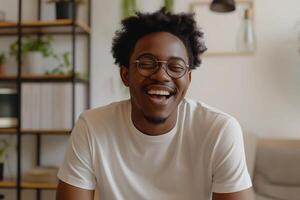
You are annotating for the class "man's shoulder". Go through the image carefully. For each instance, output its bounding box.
[181,99,241,148]
[182,98,233,120]
[80,99,130,125]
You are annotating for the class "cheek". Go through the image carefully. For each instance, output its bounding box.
[128,72,144,95]
[181,84,190,97]
[177,78,191,93]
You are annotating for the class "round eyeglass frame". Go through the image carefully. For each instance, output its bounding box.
[132,54,190,79]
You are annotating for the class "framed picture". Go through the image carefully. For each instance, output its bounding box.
[190,0,255,56]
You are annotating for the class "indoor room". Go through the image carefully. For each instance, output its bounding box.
[0,0,299,199]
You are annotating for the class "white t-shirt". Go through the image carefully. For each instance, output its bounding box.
[57,98,252,200]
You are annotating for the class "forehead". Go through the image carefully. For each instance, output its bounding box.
[131,32,188,61]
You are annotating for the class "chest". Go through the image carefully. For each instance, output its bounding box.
[92,128,213,200]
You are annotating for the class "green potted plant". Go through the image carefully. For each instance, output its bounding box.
[46,52,72,75]
[121,0,173,19]
[46,52,88,79]
[0,139,12,181]
[48,0,85,20]
[10,36,54,75]
[0,52,6,75]
[122,0,136,19]
[164,0,174,12]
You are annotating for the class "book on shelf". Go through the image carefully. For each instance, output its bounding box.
[21,83,72,130]
[23,166,59,183]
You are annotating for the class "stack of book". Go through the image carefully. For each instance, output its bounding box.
[23,166,59,183]
[21,83,72,130]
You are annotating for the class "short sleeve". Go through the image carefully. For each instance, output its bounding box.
[57,115,96,190]
[211,117,252,193]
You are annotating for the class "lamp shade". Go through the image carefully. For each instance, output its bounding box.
[210,0,236,12]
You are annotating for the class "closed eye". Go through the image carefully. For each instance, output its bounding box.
[139,63,154,69]
[168,65,185,72]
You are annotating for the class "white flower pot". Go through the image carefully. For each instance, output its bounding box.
[23,52,44,75]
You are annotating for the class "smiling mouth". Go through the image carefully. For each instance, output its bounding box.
[143,87,176,106]
[147,89,173,99]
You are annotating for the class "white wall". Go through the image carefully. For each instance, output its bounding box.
[92,0,300,139]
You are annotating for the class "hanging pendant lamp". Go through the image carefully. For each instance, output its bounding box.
[210,0,236,12]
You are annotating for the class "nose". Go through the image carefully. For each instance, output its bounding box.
[149,61,171,81]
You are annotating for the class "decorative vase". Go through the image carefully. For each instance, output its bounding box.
[296,20,300,54]
[237,8,256,52]
[55,2,77,20]
[23,52,44,75]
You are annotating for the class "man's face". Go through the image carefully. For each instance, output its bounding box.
[121,32,191,132]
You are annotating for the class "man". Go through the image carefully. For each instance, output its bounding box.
[56,8,252,200]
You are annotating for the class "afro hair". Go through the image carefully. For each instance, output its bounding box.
[111,7,207,70]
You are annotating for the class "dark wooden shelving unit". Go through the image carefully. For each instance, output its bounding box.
[0,19,91,36]
[0,179,57,190]
[0,128,71,135]
[0,0,91,199]
[0,74,88,83]
[21,129,71,135]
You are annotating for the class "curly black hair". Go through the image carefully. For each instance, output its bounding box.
[111,8,207,70]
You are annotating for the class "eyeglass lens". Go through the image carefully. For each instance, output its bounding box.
[137,55,187,78]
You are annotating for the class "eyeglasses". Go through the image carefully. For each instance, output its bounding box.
[133,54,190,79]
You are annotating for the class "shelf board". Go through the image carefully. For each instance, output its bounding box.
[21,181,58,190]
[191,0,253,5]
[0,129,71,135]
[21,129,71,135]
[0,180,57,189]
[0,74,88,83]
[202,51,255,57]
[0,19,91,35]
[0,180,17,188]
[0,128,17,134]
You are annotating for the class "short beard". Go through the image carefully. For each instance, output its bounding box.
[144,115,167,124]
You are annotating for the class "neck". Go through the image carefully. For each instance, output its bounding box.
[131,108,178,136]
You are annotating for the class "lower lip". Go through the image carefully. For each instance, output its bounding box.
[146,94,172,106]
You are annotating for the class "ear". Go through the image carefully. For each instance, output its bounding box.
[120,65,129,87]
[188,70,192,83]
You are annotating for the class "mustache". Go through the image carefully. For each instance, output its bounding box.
[142,80,177,93]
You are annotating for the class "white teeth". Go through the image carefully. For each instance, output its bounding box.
[147,90,170,96]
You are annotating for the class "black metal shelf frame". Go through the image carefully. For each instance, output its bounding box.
[0,0,92,199]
